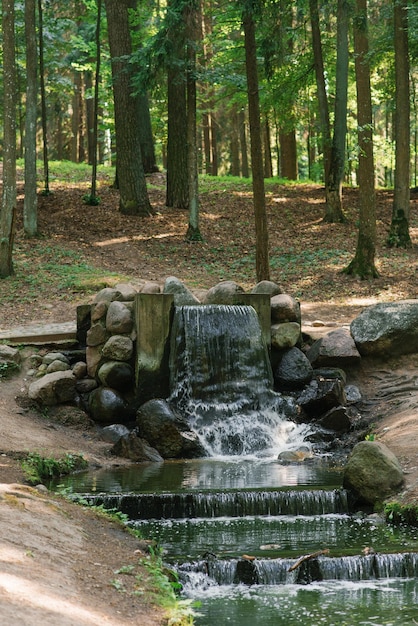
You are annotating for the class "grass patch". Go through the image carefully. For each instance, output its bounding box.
[384,502,418,527]
[21,452,88,485]
[1,241,128,304]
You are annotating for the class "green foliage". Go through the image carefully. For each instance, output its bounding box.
[385,502,418,527]
[21,452,88,485]
[0,360,20,380]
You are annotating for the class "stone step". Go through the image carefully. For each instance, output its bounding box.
[0,322,77,346]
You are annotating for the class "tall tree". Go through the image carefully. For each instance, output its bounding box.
[323,0,349,223]
[242,3,270,281]
[388,0,411,247]
[309,0,331,185]
[105,0,152,215]
[185,0,203,240]
[344,0,379,278]
[24,0,38,237]
[166,0,189,208]
[38,0,50,195]
[86,0,102,205]
[0,0,17,278]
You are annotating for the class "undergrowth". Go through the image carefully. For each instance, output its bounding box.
[21,452,88,485]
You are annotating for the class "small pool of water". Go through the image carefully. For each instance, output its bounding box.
[51,458,344,493]
[187,579,418,625]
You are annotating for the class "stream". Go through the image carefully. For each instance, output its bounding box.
[54,459,418,625]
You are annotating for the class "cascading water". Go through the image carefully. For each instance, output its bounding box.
[168,304,309,458]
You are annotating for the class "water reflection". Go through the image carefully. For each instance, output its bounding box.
[52,458,343,494]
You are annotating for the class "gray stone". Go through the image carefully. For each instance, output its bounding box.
[75,378,98,394]
[343,441,404,505]
[28,370,76,405]
[251,280,283,296]
[97,361,133,392]
[102,335,133,361]
[42,352,69,365]
[274,347,313,391]
[345,384,362,404]
[136,398,205,459]
[271,322,301,349]
[106,301,133,334]
[351,300,418,356]
[317,406,351,433]
[271,294,301,323]
[203,280,245,304]
[297,378,347,418]
[86,345,103,378]
[112,432,163,462]
[46,359,70,374]
[86,322,108,347]
[0,345,21,365]
[72,361,87,379]
[94,287,124,303]
[113,282,138,301]
[88,386,132,424]
[100,423,130,443]
[307,328,361,368]
[91,301,108,322]
[163,276,200,305]
[140,281,161,294]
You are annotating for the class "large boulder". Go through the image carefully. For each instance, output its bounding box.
[343,441,404,505]
[203,280,245,305]
[97,361,134,392]
[350,300,418,356]
[163,276,200,305]
[274,347,313,391]
[297,377,346,418]
[106,301,133,334]
[28,371,76,405]
[270,294,301,324]
[271,322,301,350]
[112,432,164,462]
[88,386,133,424]
[251,280,283,296]
[307,328,361,368]
[136,399,205,459]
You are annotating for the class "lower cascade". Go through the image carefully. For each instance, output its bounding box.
[168,304,308,457]
[61,304,418,624]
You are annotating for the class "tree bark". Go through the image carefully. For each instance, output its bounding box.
[243,9,270,281]
[105,0,152,216]
[24,0,38,237]
[185,0,203,241]
[344,0,379,278]
[388,0,411,247]
[0,0,17,278]
[323,0,349,223]
[309,0,331,183]
[166,0,189,208]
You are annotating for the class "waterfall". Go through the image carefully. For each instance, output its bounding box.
[169,305,309,457]
[79,488,349,520]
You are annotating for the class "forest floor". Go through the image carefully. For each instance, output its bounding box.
[1,170,418,625]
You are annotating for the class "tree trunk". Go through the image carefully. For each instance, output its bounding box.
[138,93,158,173]
[323,0,349,223]
[166,0,189,208]
[87,0,102,205]
[230,105,240,176]
[185,0,203,241]
[239,108,249,178]
[24,0,38,237]
[344,0,378,278]
[105,0,152,216]
[243,9,270,281]
[263,117,273,179]
[0,0,17,278]
[38,0,50,194]
[309,0,331,183]
[388,0,411,247]
[71,71,81,162]
[279,129,297,180]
